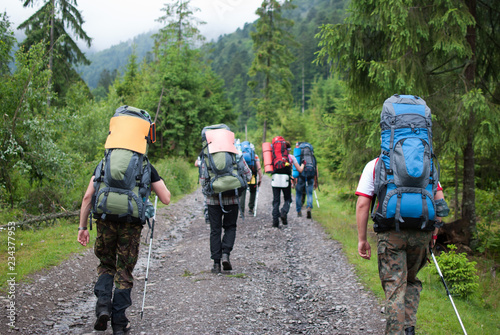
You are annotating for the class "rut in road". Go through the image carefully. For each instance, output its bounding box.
[2,176,385,335]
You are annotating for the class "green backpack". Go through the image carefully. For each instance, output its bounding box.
[92,106,155,223]
[199,124,248,199]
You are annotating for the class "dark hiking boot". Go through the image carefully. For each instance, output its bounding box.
[272,220,279,228]
[306,208,312,219]
[297,211,302,217]
[222,253,232,271]
[94,273,113,331]
[405,326,415,335]
[94,311,110,331]
[113,322,131,335]
[211,263,221,273]
[281,215,288,225]
[111,288,132,335]
[248,208,253,215]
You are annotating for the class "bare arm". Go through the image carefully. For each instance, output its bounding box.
[152,179,171,205]
[431,189,445,247]
[256,160,263,185]
[293,159,305,173]
[356,195,372,260]
[77,176,94,246]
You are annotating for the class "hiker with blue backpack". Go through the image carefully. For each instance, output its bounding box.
[293,142,319,219]
[355,95,450,335]
[77,106,171,335]
[240,141,263,215]
[198,125,252,273]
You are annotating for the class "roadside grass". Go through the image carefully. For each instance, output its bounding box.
[0,220,96,292]
[314,181,500,335]
[0,158,199,293]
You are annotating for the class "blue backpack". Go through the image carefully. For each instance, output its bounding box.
[241,141,256,174]
[372,95,441,232]
[298,142,316,179]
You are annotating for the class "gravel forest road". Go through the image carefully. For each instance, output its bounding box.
[2,176,385,335]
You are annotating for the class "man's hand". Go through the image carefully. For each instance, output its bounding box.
[358,240,371,260]
[78,230,90,246]
[430,234,437,249]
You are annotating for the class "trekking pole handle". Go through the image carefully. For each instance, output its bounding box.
[151,196,158,238]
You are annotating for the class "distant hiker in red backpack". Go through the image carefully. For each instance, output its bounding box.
[268,137,304,228]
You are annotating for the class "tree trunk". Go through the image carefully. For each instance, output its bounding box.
[48,0,55,106]
[462,131,477,246]
[454,152,460,220]
[462,0,478,248]
[262,119,267,143]
[2,210,80,229]
[302,63,305,113]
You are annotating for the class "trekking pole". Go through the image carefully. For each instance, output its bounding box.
[314,190,320,209]
[430,249,468,335]
[141,196,158,319]
[254,182,259,217]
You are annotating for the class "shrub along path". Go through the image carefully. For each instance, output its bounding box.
[1,176,385,334]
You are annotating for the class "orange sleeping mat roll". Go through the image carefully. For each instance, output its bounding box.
[262,142,273,173]
[206,129,238,154]
[105,115,151,154]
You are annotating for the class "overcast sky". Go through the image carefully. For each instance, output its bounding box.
[2,0,263,51]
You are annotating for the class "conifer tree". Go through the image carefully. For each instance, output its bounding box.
[19,0,91,104]
[128,0,234,158]
[248,0,298,142]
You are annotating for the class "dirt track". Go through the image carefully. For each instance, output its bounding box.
[1,176,385,334]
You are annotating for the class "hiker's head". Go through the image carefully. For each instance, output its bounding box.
[286,141,292,152]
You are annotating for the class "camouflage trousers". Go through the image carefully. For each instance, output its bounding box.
[94,219,143,289]
[377,230,432,335]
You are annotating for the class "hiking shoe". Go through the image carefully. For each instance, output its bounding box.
[94,311,110,331]
[112,322,131,335]
[281,215,288,225]
[272,221,279,228]
[297,211,302,217]
[248,209,253,215]
[405,326,415,335]
[306,209,312,219]
[222,253,232,271]
[211,263,221,274]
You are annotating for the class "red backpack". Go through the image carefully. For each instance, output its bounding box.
[272,136,290,173]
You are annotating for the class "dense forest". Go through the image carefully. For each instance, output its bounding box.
[1,0,499,260]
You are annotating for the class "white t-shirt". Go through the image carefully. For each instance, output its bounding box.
[355,159,378,199]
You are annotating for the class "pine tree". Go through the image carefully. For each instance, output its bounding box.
[19,0,91,104]
[248,0,299,142]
